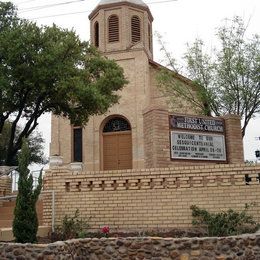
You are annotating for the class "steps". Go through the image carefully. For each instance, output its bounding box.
[0,200,43,227]
[0,226,51,242]
[0,198,47,241]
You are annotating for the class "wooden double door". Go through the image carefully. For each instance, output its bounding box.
[103,131,132,170]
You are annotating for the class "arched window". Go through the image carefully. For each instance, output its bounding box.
[103,117,131,132]
[131,15,141,43]
[94,22,99,47]
[108,15,119,43]
[148,23,152,51]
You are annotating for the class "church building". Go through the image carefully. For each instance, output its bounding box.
[50,0,244,171]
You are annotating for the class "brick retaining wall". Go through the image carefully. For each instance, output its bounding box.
[43,164,260,229]
[0,176,12,197]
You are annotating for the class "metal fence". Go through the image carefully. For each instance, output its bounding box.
[10,169,42,192]
[0,167,55,231]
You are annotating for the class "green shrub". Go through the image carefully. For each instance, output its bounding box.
[13,140,42,243]
[190,204,258,237]
[52,209,90,241]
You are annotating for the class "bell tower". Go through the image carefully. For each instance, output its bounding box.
[89,0,153,59]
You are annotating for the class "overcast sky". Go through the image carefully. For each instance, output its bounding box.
[8,0,260,162]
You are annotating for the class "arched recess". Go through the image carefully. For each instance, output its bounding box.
[94,21,99,47]
[108,15,119,43]
[101,116,132,170]
[131,15,141,43]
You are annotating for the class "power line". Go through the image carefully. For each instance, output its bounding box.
[19,0,85,13]
[30,10,89,20]
[11,0,37,4]
[15,0,39,5]
[28,0,177,20]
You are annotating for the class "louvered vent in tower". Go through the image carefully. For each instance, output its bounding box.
[131,16,141,43]
[148,23,152,51]
[108,15,119,42]
[94,22,99,47]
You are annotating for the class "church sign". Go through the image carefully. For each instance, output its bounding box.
[170,115,226,161]
[169,115,225,133]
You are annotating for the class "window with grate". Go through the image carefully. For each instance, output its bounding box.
[148,23,152,51]
[103,117,131,132]
[94,22,99,47]
[73,127,82,162]
[108,15,119,43]
[131,16,141,43]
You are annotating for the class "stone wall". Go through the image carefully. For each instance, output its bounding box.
[1,234,260,259]
[143,109,244,168]
[42,164,260,229]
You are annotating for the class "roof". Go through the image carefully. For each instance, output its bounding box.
[149,59,197,88]
[98,0,148,7]
[89,0,153,20]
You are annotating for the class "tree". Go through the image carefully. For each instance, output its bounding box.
[13,140,42,243]
[157,16,260,137]
[0,2,127,165]
[0,121,46,166]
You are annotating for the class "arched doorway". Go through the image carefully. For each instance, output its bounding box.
[102,117,132,170]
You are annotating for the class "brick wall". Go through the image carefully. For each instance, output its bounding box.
[41,191,53,228]
[143,109,244,168]
[143,108,170,168]
[0,176,12,197]
[43,164,260,230]
[223,114,244,163]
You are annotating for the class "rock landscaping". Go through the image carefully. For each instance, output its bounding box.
[1,234,260,259]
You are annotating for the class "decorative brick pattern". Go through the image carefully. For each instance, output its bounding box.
[43,164,260,229]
